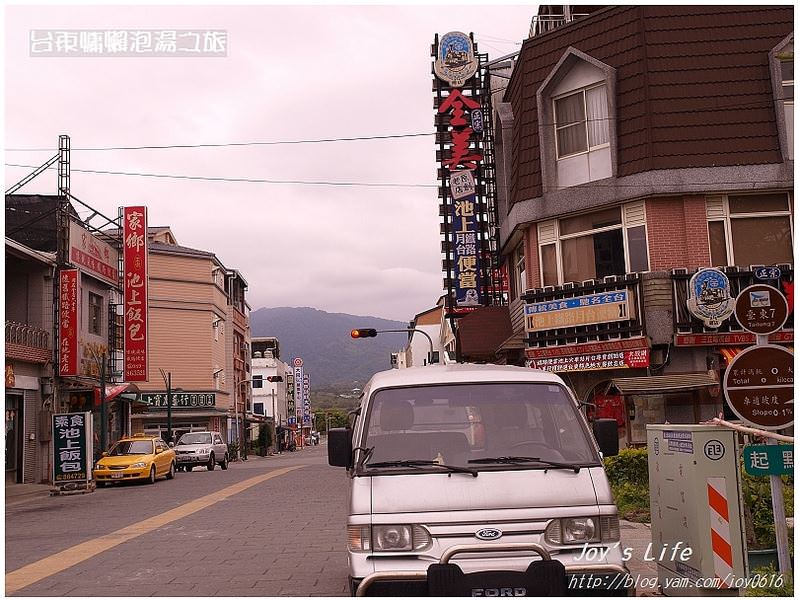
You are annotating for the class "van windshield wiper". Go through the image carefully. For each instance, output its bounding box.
[468,456,581,473]
[365,459,478,477]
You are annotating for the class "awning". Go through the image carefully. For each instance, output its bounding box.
[608,372,718,395]
[497,332,527,352]
[93,383,133,406]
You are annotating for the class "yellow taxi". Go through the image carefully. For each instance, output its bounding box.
[94,433,176,486]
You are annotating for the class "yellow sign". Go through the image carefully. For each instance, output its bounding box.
[525,291,632,332]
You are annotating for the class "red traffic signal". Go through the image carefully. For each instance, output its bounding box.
[266,375,284,382]
[351,328,378,339]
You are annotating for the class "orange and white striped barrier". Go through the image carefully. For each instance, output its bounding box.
[707,477,733,588]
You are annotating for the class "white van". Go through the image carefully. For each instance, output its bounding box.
[328,363,630,597]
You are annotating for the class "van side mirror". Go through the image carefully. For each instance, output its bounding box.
[328,428,353,468]
[593,419,619,457]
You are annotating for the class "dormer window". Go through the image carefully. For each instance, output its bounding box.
[554,84,609,159]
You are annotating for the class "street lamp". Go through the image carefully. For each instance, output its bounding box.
[236,378,256,461]
[266,375,284,453]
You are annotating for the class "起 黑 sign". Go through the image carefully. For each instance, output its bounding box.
[743,444,794,476]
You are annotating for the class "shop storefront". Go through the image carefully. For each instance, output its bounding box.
[132,391,229,442]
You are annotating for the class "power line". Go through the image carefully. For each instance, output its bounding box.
[4,163,438,189]
[4,132,436,152]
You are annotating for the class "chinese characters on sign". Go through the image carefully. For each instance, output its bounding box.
[69,221,119,286]
[292,358,304,428]
[140,393,216,407]
[58,269,80,376]
[30,30,227,57]
[524,291,631,332]
[743,444,794,476]
[52,412,92,484]
[123,206,148,381]
[437,86,484,310]
[529,349,649,373]
[302,373,311,425]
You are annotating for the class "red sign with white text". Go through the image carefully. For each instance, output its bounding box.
[123,206,148,381]
[58,269,80,376]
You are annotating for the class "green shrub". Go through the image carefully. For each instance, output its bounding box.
[741,470,794,551]
[604,449,651,523]
[743,567,794,597]
[604,448,649,488]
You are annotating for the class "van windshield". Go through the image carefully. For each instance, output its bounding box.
[359,383,599,470]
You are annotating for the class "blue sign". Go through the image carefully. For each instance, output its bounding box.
[525,291,628,315]
[471,109,484,134]
[754,266,782,281]
[450,191,482,309]
[686,268,734,328]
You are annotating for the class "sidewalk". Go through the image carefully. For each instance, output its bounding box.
[4,482,53,506]
[620,519,660,595]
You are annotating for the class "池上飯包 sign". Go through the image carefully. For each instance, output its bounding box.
[59,268,80,376]
[52,412,92,484]
[123,206,148,381]
[433,31,487,314]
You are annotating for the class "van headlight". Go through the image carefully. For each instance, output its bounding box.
[544,515,620,545]
[347,524,431,552]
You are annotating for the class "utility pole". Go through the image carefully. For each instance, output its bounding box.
[158,369,173,444]
[99,353,107,453]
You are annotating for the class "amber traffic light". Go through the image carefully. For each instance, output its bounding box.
[351,328,378,338]
[266,375,284,382]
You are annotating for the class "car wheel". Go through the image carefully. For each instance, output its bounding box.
[166,462,176,480]
[207,453,215,471]
[220,454,229,470]
[183,465,191,472]
[147,465,156,484]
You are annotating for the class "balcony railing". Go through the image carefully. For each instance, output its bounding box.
[5,321,50,350]
[671,264,794,335]
[521,274,644,348]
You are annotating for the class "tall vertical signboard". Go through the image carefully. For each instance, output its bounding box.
[52,412,93,487]
[302,373,311,426]
[58,268,80,376]
[123,206,148,381]
[292,357,303,429]
[433,31,487,315]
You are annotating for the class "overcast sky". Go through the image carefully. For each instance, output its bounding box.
[5,3,535,321]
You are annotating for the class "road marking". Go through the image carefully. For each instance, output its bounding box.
[5,465,303,595]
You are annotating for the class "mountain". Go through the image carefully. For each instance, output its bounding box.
[249,307,410,387]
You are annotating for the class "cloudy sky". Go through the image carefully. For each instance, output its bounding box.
[5,3,535,321]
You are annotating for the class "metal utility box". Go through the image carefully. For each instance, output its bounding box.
[647,425,747,596]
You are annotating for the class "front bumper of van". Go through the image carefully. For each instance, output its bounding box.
[351,543,632,597]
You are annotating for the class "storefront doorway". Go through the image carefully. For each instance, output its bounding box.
[6,393,23,484]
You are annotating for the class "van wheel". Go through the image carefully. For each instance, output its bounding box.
[220,454,229,470]
[207,453,215,471]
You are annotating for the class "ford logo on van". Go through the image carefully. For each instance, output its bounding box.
[475,528,502,541]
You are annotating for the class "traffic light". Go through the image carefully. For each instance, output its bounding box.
[351,328,378,338]
[266,375,284,382]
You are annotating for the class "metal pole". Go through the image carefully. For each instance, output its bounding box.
[100,353,107,453]
[271,389,277,454]
[235,381,242,461]
[242,380,248,460]
[166,372,173,444]
[377,328,436,364]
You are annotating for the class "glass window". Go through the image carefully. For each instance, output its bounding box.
[730,216,793,266]
[728,193,790,214]
[708,221,728,266]
[782,60,794,101]
[541,244,558,286]
[177,432,212,445]
[109,440,154,455]
[562,229,625,282]
[513,243,526,299]
[89,292,103,335]
[360,383,599,470]
[252,375,263,389]
[560,207,621,235]
[554,85,609,159]
[626,225,649,273]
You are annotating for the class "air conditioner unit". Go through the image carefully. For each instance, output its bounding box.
[264,350,274,359]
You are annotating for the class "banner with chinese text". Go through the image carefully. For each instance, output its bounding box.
[123,206,148,381]
[52,412,92,484]
[69,220,119,286]
[58,269,80,376]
